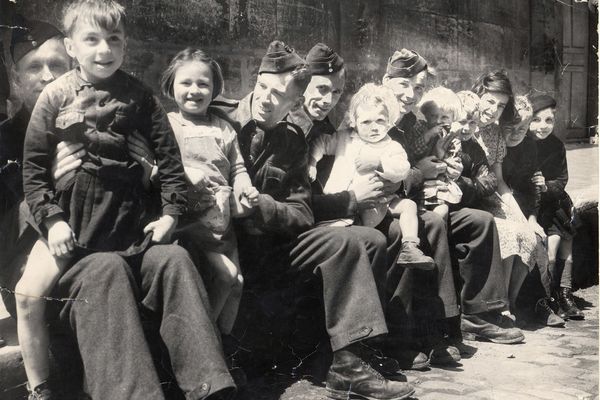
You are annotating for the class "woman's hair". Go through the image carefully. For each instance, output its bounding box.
[471,70,517,125]
[514,95,533,124]
[160,48,224,100]
[345,83,399,131]
[457,90,479,120]
[63,0,126,36]
[419,87,464,122]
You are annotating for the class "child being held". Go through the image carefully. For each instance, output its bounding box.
[309,83,434,269]
[19,1,188,397]
[161,48,259,334]
[408,87,464,218]
[456,90,480,142]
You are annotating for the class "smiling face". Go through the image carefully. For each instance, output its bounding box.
[529,108,556,140]
[14,37,70,112]
[355,102,390,144]
[423,103,455,129]
[455,116,479,141]
[252,72,302,129]
[504,117,532,147]
[172,61,213,118]
[383,69,428,117]
[477,91,509,127]
[303,70,345,121]
[64,20,125,83]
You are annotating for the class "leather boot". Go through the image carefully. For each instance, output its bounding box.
[534,298,566,327]
[461,313,525,344]
[558,287,584,320]
[326,345,415,400]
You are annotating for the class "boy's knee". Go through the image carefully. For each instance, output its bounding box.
[403,199,417,213]
[14,280,44,310]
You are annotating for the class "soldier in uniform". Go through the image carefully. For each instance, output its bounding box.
[212,40,415,400]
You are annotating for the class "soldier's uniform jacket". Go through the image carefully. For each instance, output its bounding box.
[210,94,313,238]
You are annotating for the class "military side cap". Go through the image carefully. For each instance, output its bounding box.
[386,48,430,78]
[306,43,344,75]
[259,40,307,74]
[530,94,557,114]
[10,19,63,64]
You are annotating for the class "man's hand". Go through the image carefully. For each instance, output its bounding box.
[529,219,547,239]
[143,214,178,244]
[308,165,317,182]
[415,155,446,179]
[52,141,86,181]
[348,174,384,209]
[445,156,463,180]
[45,216,75,258]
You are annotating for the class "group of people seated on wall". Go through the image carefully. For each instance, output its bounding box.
[0,1,588,399]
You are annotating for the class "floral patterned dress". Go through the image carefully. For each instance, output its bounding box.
[476,123,547,272]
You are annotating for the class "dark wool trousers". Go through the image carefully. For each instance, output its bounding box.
[44,245,234,400]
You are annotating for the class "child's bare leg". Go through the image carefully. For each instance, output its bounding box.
[391,198,435,270]
[556,237,583,319]
[546,234,561,288]
[217,248,243,334]
[432,204,449,221]
[204,251,239,322]
[15,239,68,390]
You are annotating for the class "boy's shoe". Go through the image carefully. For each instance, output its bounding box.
[396,241,435,270]
[557,287,585,320]
[534,298,565,327]
[27,382,53,400]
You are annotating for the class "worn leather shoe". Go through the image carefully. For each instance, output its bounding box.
[384,345,430,370]
[395,241,435,271]
[429,343,461,366]
[461,313,525,344]
[326,348,415,400]
[535,298,566,327]
[558,287,584,320]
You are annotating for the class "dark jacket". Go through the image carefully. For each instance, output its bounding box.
[535,133,570,204]
[455,138,497,208]
[0,107,29,218]
[503,136,540,217]
[287,106,358,222]
[210,94,313,237]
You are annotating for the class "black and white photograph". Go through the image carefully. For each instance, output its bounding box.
[0,0,598,399]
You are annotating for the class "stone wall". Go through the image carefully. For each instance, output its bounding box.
[12,0,567,125]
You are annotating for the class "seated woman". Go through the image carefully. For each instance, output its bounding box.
[501,96,564,327]
[470,71,549,322]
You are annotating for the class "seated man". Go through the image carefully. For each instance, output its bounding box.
[0,17,234,400]
[212,40,415,400]
[383,48,525,345]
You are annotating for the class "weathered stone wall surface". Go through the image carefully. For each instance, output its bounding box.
[15,0,565,124]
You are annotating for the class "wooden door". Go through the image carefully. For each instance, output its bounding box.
[560,0,592,141]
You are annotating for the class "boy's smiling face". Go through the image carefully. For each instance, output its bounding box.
[65,20,125,83]
[455,116,478,141]
[529,108,556,140]
[423,103,454,128]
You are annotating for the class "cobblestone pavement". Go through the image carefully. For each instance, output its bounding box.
[239,286,599,400]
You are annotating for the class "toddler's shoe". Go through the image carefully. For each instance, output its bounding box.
[534,297,565,327]
[396,241,435,271]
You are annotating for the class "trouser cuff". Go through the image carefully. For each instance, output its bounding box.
[187,372,236,400]
[462,297,508,315]
[330,322,388,352]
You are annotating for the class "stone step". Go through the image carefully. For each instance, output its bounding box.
[0,317,27,400]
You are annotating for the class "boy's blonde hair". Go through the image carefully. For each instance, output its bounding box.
[346,83,399,131]
[457,90,479,120]
[514,95,533,123]
[419,87,463,122]
[63,0,126,36]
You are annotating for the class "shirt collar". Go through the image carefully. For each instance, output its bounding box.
[288,106,336,140]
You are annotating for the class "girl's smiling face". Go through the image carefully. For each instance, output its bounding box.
[173,61,214,118]
[477,92,509,127]
[529,108,556,140]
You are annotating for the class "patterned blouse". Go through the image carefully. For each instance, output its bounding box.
[476,123,506,165]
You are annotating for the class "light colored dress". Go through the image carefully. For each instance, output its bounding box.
[477,123,546,271]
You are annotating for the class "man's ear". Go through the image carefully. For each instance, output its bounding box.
[64,37,75,59]
[291,95,305,111]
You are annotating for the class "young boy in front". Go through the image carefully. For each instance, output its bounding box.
[19,1,193,399]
